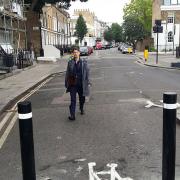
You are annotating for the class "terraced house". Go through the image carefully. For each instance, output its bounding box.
[40,3,71,59]
[0,0,26,52]
[152,0,180,51]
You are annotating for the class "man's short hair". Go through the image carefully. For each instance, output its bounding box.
[72,46,79,52]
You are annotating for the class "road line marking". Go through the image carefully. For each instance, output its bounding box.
[0,113,18,149]
[37,87,65,92]
[93,89,140,94]
[0,112,13,132]
[0,76,53,149]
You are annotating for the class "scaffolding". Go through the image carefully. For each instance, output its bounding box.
[0,0,33,72]
[0,0,27,52]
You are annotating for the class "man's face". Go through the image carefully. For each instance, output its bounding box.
[73,50,80,59]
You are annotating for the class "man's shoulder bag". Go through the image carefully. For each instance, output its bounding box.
[67,75,77,86]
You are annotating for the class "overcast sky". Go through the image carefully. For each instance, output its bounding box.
[68,0,131,24]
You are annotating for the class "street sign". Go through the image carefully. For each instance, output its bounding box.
[153,25,163,33]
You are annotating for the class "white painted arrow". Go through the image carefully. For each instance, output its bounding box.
[145,100,162,108]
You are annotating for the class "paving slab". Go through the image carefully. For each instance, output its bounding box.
[0,59,68,114]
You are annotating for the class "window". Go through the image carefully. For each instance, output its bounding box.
[168,31,173,42]
[163,0,180,5]
[167,16,174,23]
[164,0,171,5]
[171,0,178,4]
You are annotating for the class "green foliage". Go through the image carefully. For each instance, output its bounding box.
[149,46,156,52]
[75,15,88,43]
[104,23,123,43]
[111,23,123,42]
[122,15,146,44]
[104,29,113,42]
[33,0,88,12]
[123,0,152,36]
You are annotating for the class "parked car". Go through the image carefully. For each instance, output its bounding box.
[95,42,102,50]
[80,46,89,56]
[121,45,133,54]
[118,43,125,51]
[105,44,111,49]
[101,44,106,49]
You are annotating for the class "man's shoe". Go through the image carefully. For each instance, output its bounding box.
[68,116,75,120]
[80,110,84,115]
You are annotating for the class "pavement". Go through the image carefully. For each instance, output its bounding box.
[1,50,180,116]
[0,55,69,114]
[136,51,180,70]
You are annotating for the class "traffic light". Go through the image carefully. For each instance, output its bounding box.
[155,20,161,26]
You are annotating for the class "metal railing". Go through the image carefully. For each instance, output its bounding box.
[0,47,35,73]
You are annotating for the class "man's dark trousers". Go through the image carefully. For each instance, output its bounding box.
[69,86,85,117]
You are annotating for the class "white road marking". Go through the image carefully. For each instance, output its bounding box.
[56,136,62,140]
[118,98,148,103]
[88,162,133,180]
[93,89,140,94]
[59,169,67,174]
[145,100,162,108]
[58,156,67,160]
[74,158,87,162]
[37,87,65,92]
[76,166,83,172]
[145,100,180,109]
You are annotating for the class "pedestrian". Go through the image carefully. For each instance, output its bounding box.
[133,43,136,53]
[60,47,64,58]
[65,47,90,121]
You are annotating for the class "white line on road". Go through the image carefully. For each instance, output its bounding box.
[37,87,65,92]
[93,89,141,94]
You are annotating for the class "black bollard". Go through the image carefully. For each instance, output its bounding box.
[162,92,177,180]
[18,101,36,180]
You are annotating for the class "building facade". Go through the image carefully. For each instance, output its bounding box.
[25,3,71,58]
[70,9,108,46]
[41,4,71,49]
[0,0,26,52]
[152,0,180,51]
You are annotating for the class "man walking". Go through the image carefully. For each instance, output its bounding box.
[65,47,90,120]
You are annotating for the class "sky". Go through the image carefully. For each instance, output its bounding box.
[68,0,131,24]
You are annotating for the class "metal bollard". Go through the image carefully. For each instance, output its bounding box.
[18,101,36,180]
[162,92,177,180]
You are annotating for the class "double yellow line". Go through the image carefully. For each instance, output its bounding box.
[0,76,54,149]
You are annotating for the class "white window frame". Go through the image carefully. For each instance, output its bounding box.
[168,31,173,42]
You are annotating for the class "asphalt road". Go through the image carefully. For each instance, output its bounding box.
[1,48,180,180]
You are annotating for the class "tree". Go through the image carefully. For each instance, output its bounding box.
[104,24,123,43]
[122,15,145,44]
[111,23,123,43]
[75,15,88,44]
[104,28,113,42]
[123,0,152,36]
[32,0,88,12]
